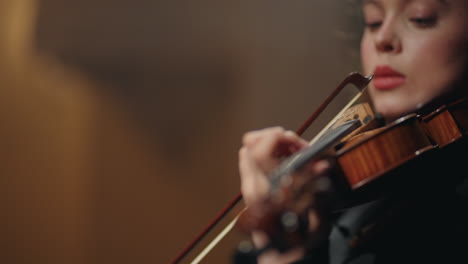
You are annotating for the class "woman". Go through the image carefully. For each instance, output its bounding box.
[238,0,468,263]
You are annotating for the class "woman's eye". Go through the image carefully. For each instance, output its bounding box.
[365,21,382,30]
[410,17,437,28]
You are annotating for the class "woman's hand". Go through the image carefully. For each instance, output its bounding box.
[238,127,331,264]
[239,127,309,208]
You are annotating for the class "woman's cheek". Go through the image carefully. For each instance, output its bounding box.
[360,38,375,76]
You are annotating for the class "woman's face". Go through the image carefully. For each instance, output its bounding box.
[360,0,468,121]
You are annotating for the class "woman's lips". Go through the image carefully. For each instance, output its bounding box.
[372,65,406,90]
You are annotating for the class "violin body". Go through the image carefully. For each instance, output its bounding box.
[331,98,468,198]
[336,114,434,190]
[421,98,468,147]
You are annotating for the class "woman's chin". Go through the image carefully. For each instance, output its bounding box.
[373,104,413,123]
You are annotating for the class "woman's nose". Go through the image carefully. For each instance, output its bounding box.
[375,22,402,53]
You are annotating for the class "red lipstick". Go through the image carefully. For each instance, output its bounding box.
[372,65,406,90]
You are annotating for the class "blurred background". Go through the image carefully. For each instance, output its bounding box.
[0,0,362,263]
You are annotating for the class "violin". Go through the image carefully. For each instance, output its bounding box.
[171,72,468,263]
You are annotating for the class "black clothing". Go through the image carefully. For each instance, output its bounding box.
[293,139,468,264]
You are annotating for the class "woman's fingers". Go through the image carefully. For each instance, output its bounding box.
[239,146,270,206]
[243,127,308,171]
[239,127,308,206]
[238,127,335,263]
[257,247,305,264]
[242,126,284,146]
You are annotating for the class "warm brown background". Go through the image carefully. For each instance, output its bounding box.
[0,0,362,263]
